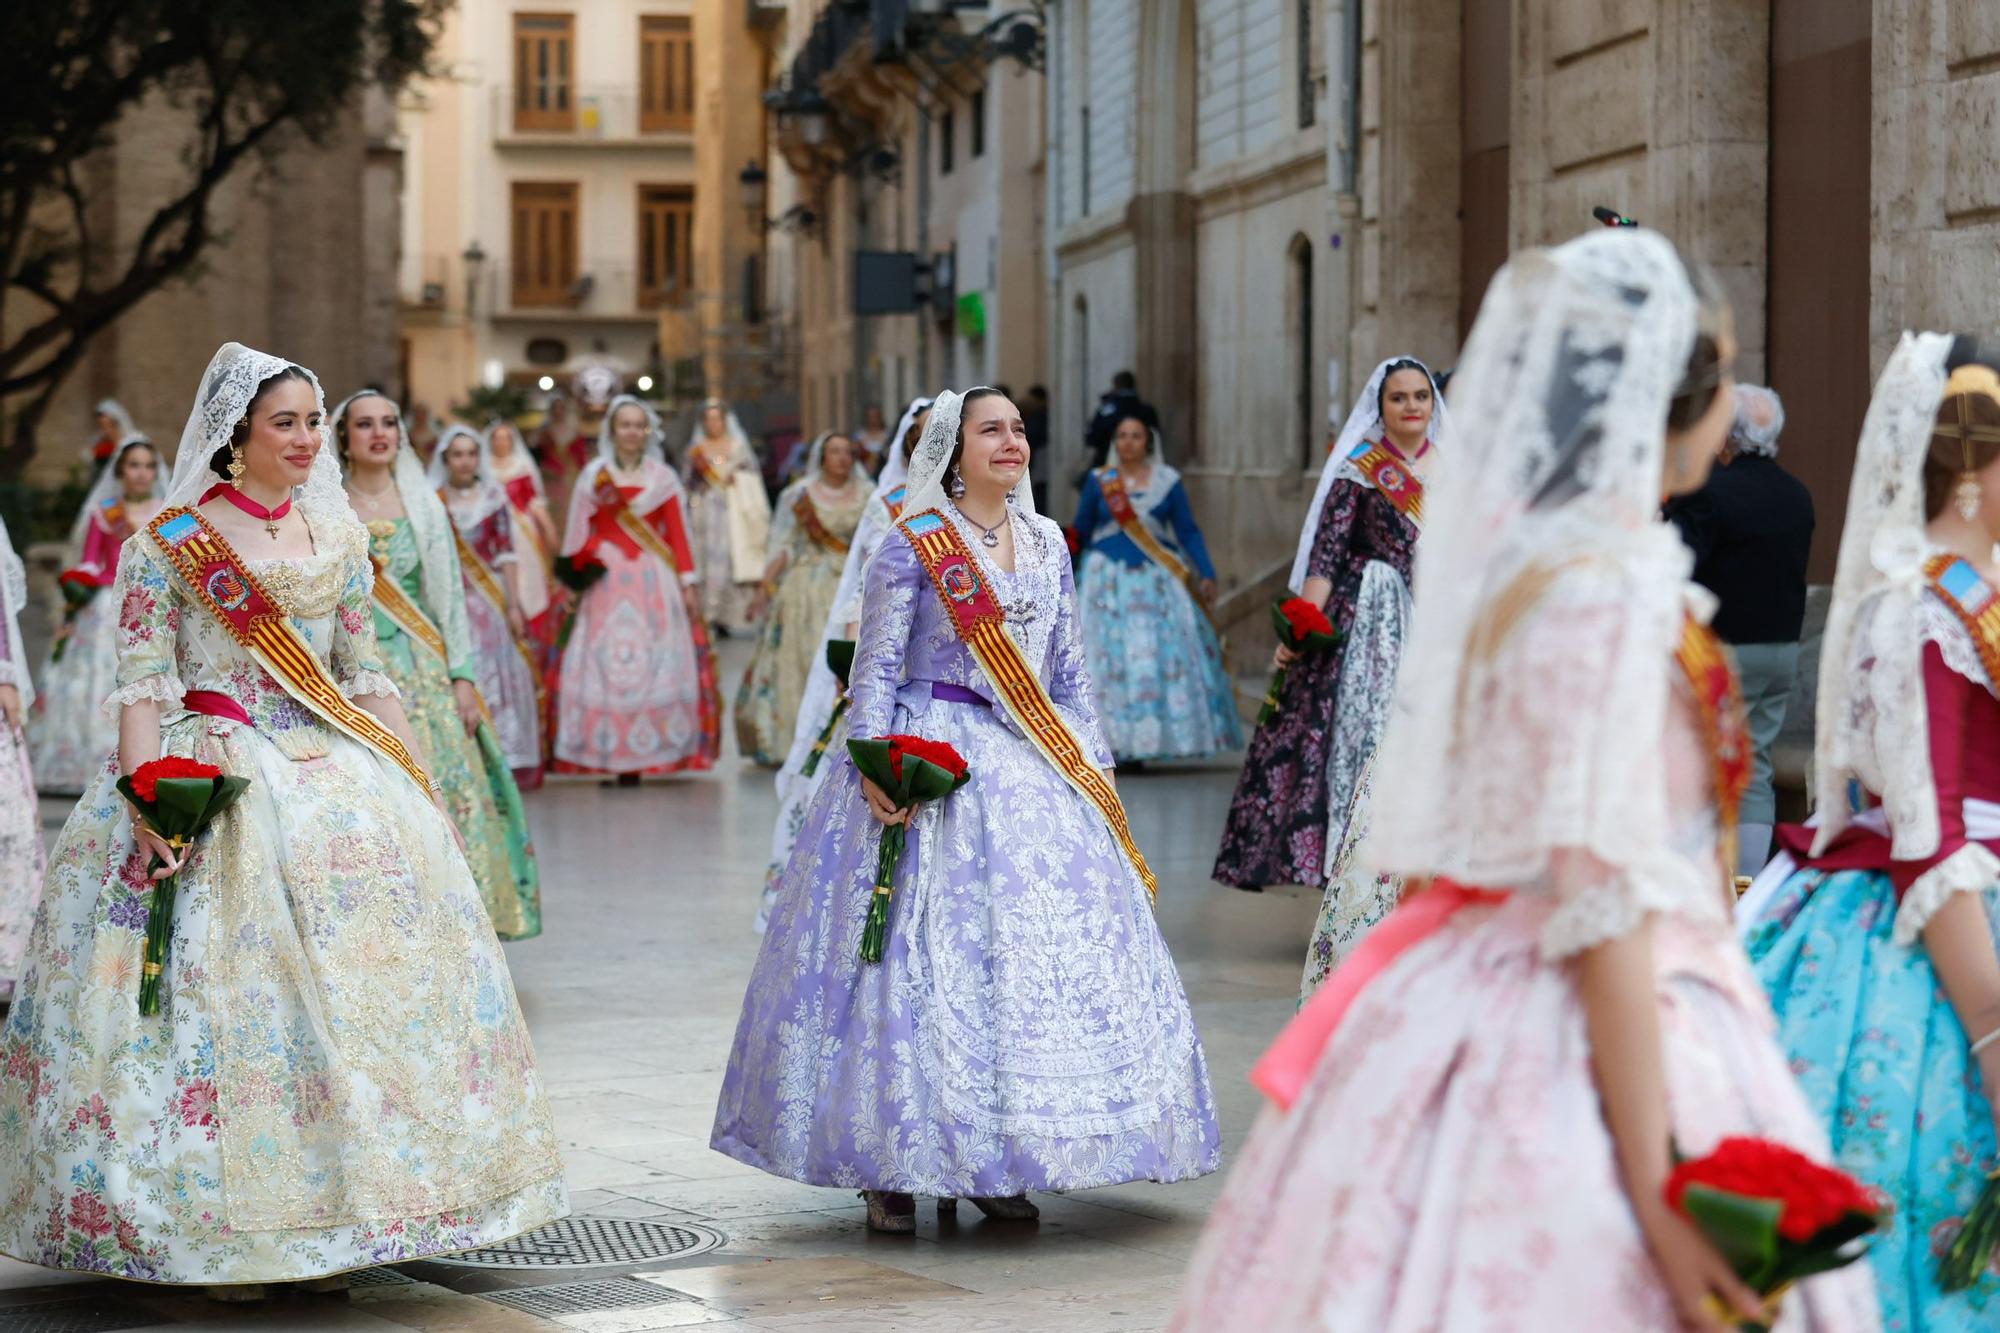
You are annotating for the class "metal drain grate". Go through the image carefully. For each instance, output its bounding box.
[432,1216,724,1269]
[347,1266,418,1288]
[480,1276,693,1317]
[0,1298,159,1333]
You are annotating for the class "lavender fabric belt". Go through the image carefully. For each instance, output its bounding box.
[922,680,991,709]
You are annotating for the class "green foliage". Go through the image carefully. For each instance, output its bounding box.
[452,382,533,428]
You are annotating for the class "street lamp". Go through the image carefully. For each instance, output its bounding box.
[537,375,555,392]
[738,161,768,230]
[461,241,487,316]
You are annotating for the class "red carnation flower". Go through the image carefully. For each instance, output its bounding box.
[58,568,94,588]
[1279,596,1334,642]
[92,441,115,462]
[886,734,969,784]
[1667,1137,1881,1244]
[128,757,222,804]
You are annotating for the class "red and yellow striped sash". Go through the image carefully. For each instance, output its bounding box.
[1347,441,1425,527]
[897,508,1157,898]
[1674,614,1749,892]
[1926,554,2000,691]
[1094,467,1212,624]
[145,507,430,791]
[792,492,851,556]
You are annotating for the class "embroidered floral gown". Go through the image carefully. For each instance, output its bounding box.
[0,501,566,1283]
[442,492,544,784]
[1071,467,1241,762]
[1744,566,2000,1330]
[684,447,764,635]
[1213,459,1418,889]
[713,506,1221,1196]
[553,461,719,775]
[734,483,868,766]
[366,518,541,940]
[30,499,160,792]
[1173,569,1878,1330]
[0,521,46,998]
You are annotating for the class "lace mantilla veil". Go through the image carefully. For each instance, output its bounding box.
[1808,331,1956,861]
[427,423,509,529]
[901,388,1037,519]
[330,389,461,641]
[1291,355,1454,592]
[1363,229,1703,917]
[66,433,167,560]
[163,344,346,523]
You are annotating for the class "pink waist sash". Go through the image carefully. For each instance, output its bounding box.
[1251,879,1507,1111]
[183,689,253,726]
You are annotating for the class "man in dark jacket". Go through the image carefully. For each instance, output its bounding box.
[1665,384,1814,877]
[1084,370,1160,470]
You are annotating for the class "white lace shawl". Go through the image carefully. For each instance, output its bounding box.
[1364,229,1706,956]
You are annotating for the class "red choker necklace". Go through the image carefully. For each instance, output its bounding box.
[201,482,292,539]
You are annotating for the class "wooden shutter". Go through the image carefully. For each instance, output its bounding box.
[511,182,579,306]
[638,185,695,308]
[640,16,694,133]
[513,13,575,132]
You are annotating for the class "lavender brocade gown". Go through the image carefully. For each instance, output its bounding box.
[711,507,1221,1196]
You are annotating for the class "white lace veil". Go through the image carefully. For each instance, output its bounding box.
[163,343,342,517]
[428,423,507,528]
[902,388,1037,519]
[598,395,668,470]
[331,389,462,645]
[482,418,545,498]
[686,399,756,468]
[1291,356,1452,592]
[1807,331,1957,859]
[0,515,31,707]
[875,396,934,494]
[66,433,166,560]
[1365,228,1704,889]
[93,399,138,442]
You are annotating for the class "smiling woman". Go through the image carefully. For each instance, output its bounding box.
[714,387,1220,1237]
[0,343,566,1290]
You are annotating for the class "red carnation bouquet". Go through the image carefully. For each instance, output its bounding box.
[1664,1137,1883,1330]
[50,568,104,663]
[845,734,971,963]
[116,758,251,1016]
[802,639,858,779]
[1259,596,1340,725]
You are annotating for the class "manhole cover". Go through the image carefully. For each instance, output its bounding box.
[481,1276,693,1316]
[0,1299,158,1333]
[433,1216,724,1269]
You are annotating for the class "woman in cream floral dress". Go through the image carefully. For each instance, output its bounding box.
[0,344,565,1289]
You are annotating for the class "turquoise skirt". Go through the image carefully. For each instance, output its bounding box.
[1746,867,2000,1330]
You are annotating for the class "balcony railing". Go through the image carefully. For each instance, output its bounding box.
[493,84,693,143]
[484,260,688,320]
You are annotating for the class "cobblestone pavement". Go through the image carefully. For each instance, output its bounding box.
[5,641,1317,1331]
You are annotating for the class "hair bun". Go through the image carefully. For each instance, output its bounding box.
[207,442,235,479]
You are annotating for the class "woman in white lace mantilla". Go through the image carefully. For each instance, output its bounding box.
[1172,231,1877,1332]
[682,399,771,636]
[1740,334,2000,1329]
[713,388,1219,1235]
[0,345,565,1288]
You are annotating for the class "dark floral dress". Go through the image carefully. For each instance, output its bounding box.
[1211,478,1418,889]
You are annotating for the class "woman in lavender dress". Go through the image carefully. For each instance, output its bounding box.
[712,388,1220,1233]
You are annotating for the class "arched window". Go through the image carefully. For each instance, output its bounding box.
[1289,234,1315,469]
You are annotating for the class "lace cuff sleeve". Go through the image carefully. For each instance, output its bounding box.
[1892,842,2000,944]
[339,669,400,702]
[102,674,185,716]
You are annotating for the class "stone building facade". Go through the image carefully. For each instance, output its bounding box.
[14,90,402,487]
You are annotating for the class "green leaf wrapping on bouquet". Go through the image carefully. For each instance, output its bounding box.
[825,638,856,685]
[552,554,607,593]
[1939,1170,2000,1293]
[845,737,899,795]
[802,696,851,778]
[844,737,972,964]
[114,771,252,1017]
[1682,1184,1784,1291]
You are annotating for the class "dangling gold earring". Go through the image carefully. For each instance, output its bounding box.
[228,435,247,487]
[1956,471,1982,522]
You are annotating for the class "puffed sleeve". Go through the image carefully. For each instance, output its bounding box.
[1048,553,1115,768]
[659,495,700,586]
[331,530,398,701]
[103,539,185,713]
[489,506,518,567]
[79,512,122,581]
[1888,642,2000,942]
[766,485,802,563]
[845,534,924,742]
[1164,481,1217,582]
